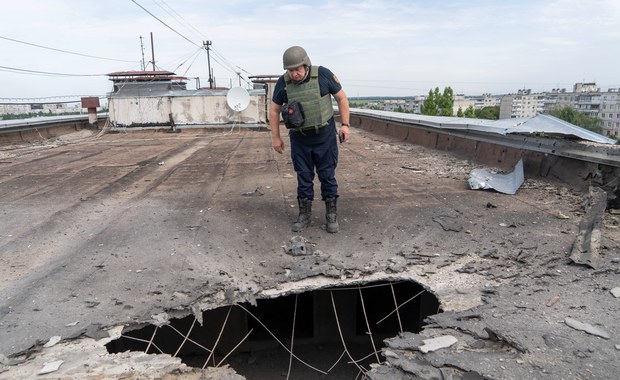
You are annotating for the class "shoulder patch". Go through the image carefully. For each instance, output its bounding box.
[332,74,340,84]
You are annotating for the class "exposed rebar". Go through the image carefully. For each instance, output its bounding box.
[203,305,233,369]
[286,294,298,380]
[358,285,382,364]
[235,303,328,375]
[330,291,367,375]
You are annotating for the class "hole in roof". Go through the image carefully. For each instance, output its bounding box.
[106,279,441,379]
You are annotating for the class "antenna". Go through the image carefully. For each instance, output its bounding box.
[203,41,213,88]
[226,87,250,112]
[139,36,146,71]
[150,32,156,71]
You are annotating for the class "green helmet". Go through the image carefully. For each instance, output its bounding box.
[283,46,311,69]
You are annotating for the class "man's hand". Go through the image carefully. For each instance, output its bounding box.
[272,136,285,154]
[339,125,350,143]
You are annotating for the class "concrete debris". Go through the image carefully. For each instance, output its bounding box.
[284,236,313,256]
[383,349,399,358]
[546,295,560,307]
[432,216,463,232]
[367,364,418,380]
[610,287,620,298]
[38,360,63,375]
[2,335,224,379]
[564,317,610,339]
[388,256,408,272]
[392,357,443,379]
[384,332,427,350]
[242,186,264,196]
[43,336,61,348]
[570,187,607,269]
[468,159,524,195]
[151,312,171,327]
[419,335,458,353]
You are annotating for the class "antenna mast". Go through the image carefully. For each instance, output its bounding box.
[139,36,146,71]
[150,32,156,71]
[203,40,213,89]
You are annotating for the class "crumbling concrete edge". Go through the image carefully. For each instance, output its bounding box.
[0,261,499,379]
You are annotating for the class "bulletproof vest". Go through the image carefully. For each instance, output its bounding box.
[284,66,334,130]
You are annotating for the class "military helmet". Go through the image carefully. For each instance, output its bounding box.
[283,46,311,69]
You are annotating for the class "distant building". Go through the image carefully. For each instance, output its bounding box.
[499,89,544,119]
[498,82,620,137]
[599,89,620,137]
[453,95,475,115]
[0,101,81,116]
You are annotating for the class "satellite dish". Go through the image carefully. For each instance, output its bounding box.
[226,87,250,112]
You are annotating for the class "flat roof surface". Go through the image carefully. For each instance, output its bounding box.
[0,127,618,378]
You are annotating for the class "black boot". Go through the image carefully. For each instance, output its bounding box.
[325,197,339,233]
[292,197,312,232]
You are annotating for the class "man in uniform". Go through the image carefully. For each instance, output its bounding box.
[270,45,350,233]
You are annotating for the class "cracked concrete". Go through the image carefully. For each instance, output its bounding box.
[0,125,618,379]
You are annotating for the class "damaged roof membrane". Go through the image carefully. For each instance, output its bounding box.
[351,109,618,144]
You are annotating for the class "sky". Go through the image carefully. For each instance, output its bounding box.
[1,0,619,101]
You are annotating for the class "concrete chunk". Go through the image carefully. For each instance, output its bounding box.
[419,335,458,353]
[564,317,610,339]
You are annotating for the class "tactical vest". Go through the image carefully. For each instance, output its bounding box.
[284,66,334,131]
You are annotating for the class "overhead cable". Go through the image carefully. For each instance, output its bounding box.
[144,0,253,81]
[130,0,201,48]
[0,65,106,77]
[0,35,135,63]
[152,0,205,42]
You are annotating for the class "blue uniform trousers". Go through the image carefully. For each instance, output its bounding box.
[289,123,339,200]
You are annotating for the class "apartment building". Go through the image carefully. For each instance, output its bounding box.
[454,93,500,115]
[499,83,620,137]
[600,89,620,137]
[499,89,545,119]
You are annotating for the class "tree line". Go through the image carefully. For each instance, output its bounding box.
[420,86,499,120]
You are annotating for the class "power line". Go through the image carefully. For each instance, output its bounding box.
[0,35,135,63]
[0,95,106,102]
[135,0,253,83]
[130,0,201,48]
[180,49,204,77]
[0,65,106,77]
[152,0,205,42]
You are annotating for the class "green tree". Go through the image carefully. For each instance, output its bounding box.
[456,107,464,117]
[422,86,454,116]
[463,105,476,118]
[475,106,500,120]
[548,106,602,133]
[437,87,454,116]
[421,88,437,115]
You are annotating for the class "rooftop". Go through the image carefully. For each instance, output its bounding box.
[0,121,618,379]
